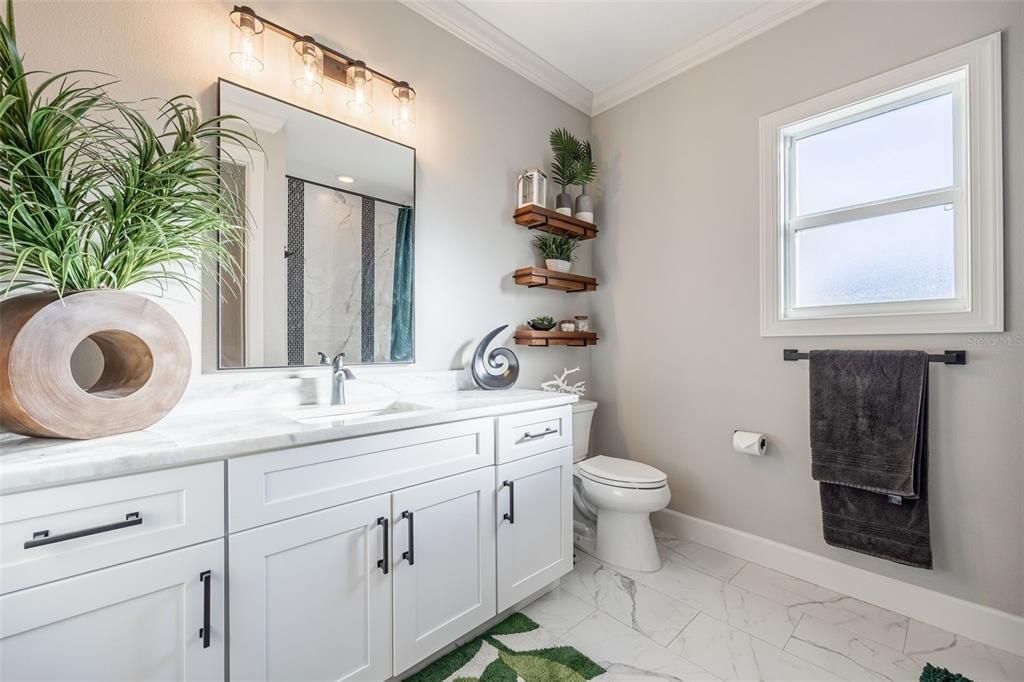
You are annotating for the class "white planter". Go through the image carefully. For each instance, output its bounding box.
[545,259,572,273]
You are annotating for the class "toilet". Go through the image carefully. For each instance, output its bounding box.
[571,400,671,572]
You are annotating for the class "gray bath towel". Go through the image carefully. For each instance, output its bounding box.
[809,350,932,569]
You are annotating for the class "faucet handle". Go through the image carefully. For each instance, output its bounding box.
[332,352,346,370]
[317,352,329,365]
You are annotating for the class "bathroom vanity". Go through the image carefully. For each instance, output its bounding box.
[0,390,576,681]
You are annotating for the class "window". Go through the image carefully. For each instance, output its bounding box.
[760,34,1003,336]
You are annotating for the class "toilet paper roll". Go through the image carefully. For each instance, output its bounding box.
[733,430,767,456]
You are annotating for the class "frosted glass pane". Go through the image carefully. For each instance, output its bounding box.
[794,205,955,307]
[795,94,954,215]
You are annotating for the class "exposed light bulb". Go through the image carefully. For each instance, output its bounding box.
[291,37,323,95]
[392,81,416,131]
[346,61,374,114]
[229,6,264,73]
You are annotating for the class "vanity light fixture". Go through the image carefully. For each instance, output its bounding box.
[291,36,324,95]
[392,81,416,131]
[346,61,374,114]
[227,6,415,130]
[229,6,265,72]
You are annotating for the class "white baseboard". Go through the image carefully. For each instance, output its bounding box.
[653,509,1024,658]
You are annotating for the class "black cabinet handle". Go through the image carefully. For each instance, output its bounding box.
[377,517,389,574]
[523,427,558,440]
[199,570,211,649]
[24,511,142,549]
[401,510,415,565]
[503,480,515,524]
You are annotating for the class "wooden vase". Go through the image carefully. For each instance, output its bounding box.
[0,290,191,439]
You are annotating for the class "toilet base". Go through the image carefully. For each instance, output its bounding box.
[595,509,661,572]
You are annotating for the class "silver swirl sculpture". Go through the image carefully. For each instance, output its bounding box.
[471,325,520,390]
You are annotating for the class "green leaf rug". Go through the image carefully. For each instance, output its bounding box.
[403,613,604,682]
[920,662,973,682]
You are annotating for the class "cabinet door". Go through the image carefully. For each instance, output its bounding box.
[0,540,224,682]
[229,494,392,682]
[497,447,574,611]
[391,468,496,674]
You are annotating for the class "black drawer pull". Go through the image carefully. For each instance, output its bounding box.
[24,511,143,549]
[199,570,211,648]
[377,517,390,574]
[503,480,515,524]
[401,510,415,565]
[523,427,558,440]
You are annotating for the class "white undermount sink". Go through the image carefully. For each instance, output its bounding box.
[285,400,432,425]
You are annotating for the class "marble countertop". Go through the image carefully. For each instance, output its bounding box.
[0,389,577,494]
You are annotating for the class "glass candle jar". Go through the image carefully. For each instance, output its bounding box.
[574,315,590,332]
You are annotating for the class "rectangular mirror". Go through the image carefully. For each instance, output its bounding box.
[217,80,415,369]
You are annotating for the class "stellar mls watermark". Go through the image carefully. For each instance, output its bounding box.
[968,334,1024,346]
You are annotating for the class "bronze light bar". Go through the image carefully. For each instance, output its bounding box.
[231,5,410,90]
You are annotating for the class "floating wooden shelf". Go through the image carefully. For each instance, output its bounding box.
[514,204,598,240]
[514,329,598,347]
[513,267,598,293]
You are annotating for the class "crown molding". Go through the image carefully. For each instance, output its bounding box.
[401,0,827,117]
[399,0,593,115]
[592,0,828,115]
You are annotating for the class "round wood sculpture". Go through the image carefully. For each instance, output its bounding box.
[0,291,191,439]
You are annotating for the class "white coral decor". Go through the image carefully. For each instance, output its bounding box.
[540,367,586,396]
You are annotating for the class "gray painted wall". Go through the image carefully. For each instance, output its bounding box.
[590,0,1024,616]
[14,0,593,389]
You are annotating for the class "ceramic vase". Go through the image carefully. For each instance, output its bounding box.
[545,259,572,273]
[574,187,594,223]
[0,290,191,439]
[555,190,573,216]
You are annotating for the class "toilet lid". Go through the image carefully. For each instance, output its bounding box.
[578,455,667,488]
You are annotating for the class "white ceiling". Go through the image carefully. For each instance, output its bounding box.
[403,0,825,114]
[464,1,762,92]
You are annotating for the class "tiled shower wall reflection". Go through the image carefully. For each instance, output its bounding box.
[286,178,401,364]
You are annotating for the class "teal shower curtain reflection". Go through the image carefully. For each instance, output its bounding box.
[390,206,414,361]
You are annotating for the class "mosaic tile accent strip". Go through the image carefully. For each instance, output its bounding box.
[286,177,305,366]
[360,197,376,363]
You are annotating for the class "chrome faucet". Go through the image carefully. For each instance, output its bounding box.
[330,352,356,405]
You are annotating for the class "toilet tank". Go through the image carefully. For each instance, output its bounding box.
[571,400,598,462]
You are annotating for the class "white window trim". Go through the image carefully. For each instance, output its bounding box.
[759,32,1003,336]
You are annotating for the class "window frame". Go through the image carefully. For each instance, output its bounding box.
[759,33,1003,336]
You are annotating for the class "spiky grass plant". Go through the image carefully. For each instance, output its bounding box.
[0,1,254,297]
[532,233,580,263]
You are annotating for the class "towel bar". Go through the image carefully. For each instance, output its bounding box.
[782,349,967,365]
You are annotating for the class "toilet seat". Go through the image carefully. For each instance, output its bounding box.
[577,455,667,490]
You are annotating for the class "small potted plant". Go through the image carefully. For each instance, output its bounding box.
[550,128,581,216]
[532,234,580,273]
[528,315,556,331]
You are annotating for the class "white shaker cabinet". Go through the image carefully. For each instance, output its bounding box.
[0,540,225,682]
[391,467,497,675]
[228,494,393,682]
[496,447,574,611]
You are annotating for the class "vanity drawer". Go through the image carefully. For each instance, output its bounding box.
[229,417,495,532]
[496,406,572,463]
[0,462,224,594]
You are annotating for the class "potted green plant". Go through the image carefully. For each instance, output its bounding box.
[574,139,597,222]
[0,2,252,438]
[532,234,580,273]
[528,315,556,331]
[549,128,581,216]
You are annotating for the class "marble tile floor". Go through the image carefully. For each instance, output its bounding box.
[522,532,1024,682]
